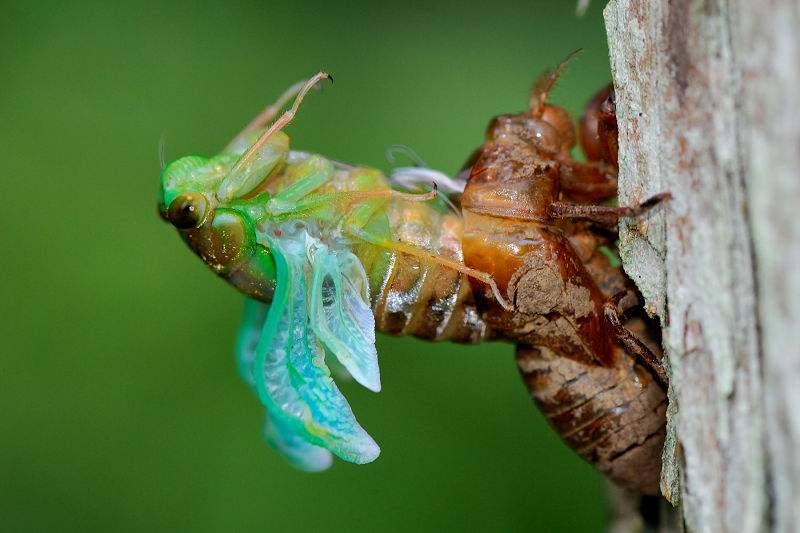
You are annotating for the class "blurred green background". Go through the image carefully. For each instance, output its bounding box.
[1,1,613,531]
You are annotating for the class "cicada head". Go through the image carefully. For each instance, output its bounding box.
[158,132,291,303]
[483,104,575,157]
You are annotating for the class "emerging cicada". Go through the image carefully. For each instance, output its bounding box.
[159,62,669,493]
[159,74,503,471]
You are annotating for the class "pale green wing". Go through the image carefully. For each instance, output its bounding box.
[262,412,333,473]
[252,231,380,465]
[235,297,332,471]
[235,298,268,387]
[309,245,381,392]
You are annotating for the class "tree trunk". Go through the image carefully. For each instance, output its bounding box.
[603,1,800,531]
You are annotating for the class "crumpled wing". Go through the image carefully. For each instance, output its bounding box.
[252,234,380,465]
[262,411,333,472]
[236,297,332,471]
[309,244,381,392]
[236,297,268,387]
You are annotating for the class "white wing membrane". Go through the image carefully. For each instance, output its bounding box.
[310,245,381,392]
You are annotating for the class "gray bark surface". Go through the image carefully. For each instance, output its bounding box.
[604,1,800,531]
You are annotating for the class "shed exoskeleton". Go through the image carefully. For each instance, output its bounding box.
[460,54,669,494]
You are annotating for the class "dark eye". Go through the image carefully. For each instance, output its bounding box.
[167,192,208,229]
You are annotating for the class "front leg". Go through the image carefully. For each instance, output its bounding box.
[603,291,668,388]
[558,159,619,202]
[218,72,331,203]
[226,79,309,152]
[548,192,672,227]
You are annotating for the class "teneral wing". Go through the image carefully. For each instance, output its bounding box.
[235,298,268,387]
[236,297,332,471]
[262,411,333,472]
[309,244,381,392]
[251,230,380,465]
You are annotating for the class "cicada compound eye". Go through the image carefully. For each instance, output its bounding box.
[524,117,561,154]
[167,192,209,229]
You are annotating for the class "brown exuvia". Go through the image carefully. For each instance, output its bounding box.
[459,53,670,495]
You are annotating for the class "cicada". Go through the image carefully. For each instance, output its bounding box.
[158,73,505,471]
[160,63,669,493]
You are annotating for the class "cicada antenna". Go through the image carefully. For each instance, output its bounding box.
[529,49,582,117]
[225,78,308,151]
[229,71,332,177]
[158,131,167,170]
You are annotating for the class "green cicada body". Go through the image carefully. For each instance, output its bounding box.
[159,74,496,470]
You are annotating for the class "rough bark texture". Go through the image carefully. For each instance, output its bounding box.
[604,1,800,531]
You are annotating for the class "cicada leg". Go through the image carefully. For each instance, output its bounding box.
[226,79,309,151]
[305,185,515,310]
[230,72,331,179]
[547,192,672,227]
[529,49,581,117]
[270,186,437,218]
[218,73,331,202]
[603,291,668,387]
[558,159,619,202]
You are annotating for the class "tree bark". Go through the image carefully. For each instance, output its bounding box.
[604,1,800,531]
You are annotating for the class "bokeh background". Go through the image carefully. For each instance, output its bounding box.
[1,1,614,531]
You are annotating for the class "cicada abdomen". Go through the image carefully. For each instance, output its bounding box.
[264,159,489,344]
[371,198,489,343]
[460,57,669,494]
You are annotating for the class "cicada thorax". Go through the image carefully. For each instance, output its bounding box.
[460,92,667,494]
